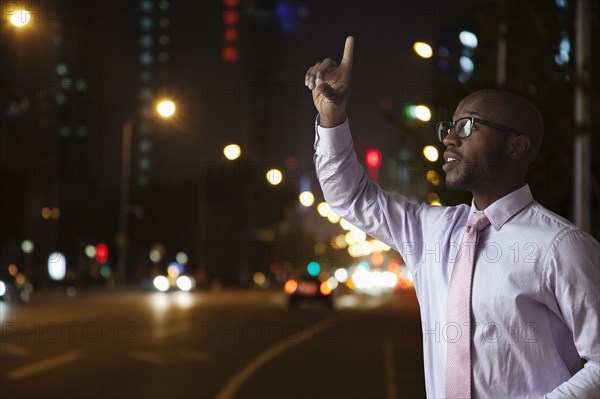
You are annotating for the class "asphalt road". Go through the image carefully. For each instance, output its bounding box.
[0,288,426,399]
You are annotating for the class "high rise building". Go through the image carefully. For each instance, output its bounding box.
[136,0,172,189]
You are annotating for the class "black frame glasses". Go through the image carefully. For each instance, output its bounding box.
[436,117,523,142]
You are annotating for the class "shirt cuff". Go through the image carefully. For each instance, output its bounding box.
[313,114,353,156]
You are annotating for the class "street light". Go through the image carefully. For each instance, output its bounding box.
[266,168,283,185]
[423,146,439,162]
[413,42,433,58]
[117,99,176,283]
[9,10,31,27]
[223,144,241,160]
[156,99,176,118]
[299,191,315,207]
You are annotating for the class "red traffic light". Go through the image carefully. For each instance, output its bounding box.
[365,149,382,169]
[96,243,109,264]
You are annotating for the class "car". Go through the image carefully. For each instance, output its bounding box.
[284,275,334,309]
[152,274,196,292]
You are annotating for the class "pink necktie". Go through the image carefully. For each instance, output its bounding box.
[445,211,490,399]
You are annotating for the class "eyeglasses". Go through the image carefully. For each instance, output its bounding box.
[436,117,523,142]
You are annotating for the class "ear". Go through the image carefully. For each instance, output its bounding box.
[507,135,530,159]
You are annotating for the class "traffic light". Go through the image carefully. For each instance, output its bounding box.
[96,243,109,264]
[403,105,431,121]
[366,148,382,169]
[365,148,382,181]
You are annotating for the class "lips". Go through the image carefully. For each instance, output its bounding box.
[443,151,462,172]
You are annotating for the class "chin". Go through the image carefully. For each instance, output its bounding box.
[445,173,472,190]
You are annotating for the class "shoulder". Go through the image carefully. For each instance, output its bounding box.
[386,195,469,225]
[528,202,576,230]
[525,202,599,261]
[529,202,595,242]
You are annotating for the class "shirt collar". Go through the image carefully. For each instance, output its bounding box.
[469,184,534,231]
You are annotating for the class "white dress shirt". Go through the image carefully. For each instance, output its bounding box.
[314,118,600,398]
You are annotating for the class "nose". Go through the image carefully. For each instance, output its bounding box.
[442,128,461,148]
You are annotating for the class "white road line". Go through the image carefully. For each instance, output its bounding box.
[7,351,82,380]
[384,340,398,399]
[1,343,32,357]
[215,319,334,399]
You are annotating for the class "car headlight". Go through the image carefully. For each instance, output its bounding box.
[176,275,194,291]
[153,276,170,292]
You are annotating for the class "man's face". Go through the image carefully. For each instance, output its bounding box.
[442,97,510,191]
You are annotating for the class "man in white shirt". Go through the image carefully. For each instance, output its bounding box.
[305,36,600,398]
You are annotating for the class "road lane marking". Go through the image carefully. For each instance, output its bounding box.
[384,340,398,399]
[1,343,32,357]
[7,351,82,380]
[215,318,334,399]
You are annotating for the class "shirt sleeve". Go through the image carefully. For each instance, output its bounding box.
[543,229,600,398]
[313,115,439,268]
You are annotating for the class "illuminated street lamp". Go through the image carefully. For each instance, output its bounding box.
[117,99,176,283]
[266,169,283,185]
[223,144,241,160]
[299,191,315,207]
[156,99,176,118]
[413,42,433,58]
[423,146,439,162]
[9,10,31,27]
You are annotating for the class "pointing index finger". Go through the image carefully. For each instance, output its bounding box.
[340,36,354,72]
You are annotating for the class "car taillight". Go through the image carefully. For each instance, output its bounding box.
[284,280,298,294]
[320,281,332,296]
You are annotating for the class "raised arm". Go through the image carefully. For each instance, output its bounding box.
[304,36,354,128]
[305,37,447,263]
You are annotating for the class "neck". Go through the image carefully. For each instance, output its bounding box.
[471,181,525,210]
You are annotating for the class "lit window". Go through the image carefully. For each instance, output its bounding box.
[76,79,87,91]
[140,0,153,12]
[158,52,169,63]
[140,16,153,30]
[140,35,153,48]
[139,140,152,153]
[140,52,153,65]
[60,78,72,90]
[56,93,66,105]
[159,35,170,45]
[58,126,71,137]
[138,158,151,171]
[56,64,68,76]
[159,17,170,27]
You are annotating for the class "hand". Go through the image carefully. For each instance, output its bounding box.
[305,36,354,127]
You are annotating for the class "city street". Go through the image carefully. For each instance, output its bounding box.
[1,288,425,399]
[1,1,598,398]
